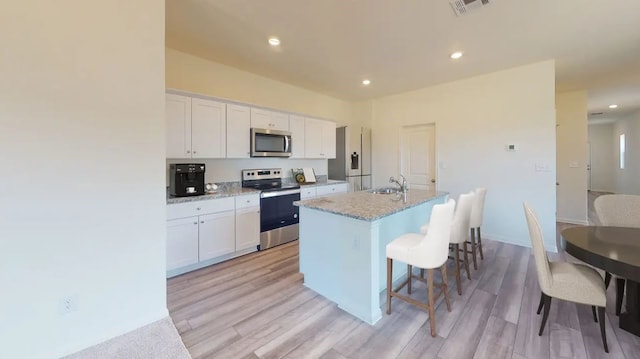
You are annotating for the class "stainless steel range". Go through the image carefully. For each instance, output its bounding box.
[241,168,301,250]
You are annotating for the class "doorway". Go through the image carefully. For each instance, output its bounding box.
[400,124,436,190]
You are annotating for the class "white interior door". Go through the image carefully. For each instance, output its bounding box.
[400,125,435,190]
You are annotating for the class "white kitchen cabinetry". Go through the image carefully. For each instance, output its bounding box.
[166,217,199,271]
[251,108,289,131]
[191,98,226,158]
[165,94,192,159]
[235,194,260,251]
[198,210,236,261]
[316,183,349,197]
[166,197,236,277]
[226,104,251,158]
[166,94,227,159]
[235,207,260,251]
[304,118,336,159]
[300,186,317,199]
[289,115,306,158]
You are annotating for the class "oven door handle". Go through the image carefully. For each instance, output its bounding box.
[260,189,301,198]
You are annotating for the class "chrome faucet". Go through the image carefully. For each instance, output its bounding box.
[389,175,408,194]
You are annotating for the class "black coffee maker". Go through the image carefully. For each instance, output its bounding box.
[169,164,206,197]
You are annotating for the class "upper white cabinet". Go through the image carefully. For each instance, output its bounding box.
[226,104,251,158]
[305,118,336,159]
[251,108,289,131]
[165,94,192,159]
[289,115,306,159]
[191,98,226,158]
[166,94,226,159]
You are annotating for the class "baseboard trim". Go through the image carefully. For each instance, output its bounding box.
[556,217,589,225]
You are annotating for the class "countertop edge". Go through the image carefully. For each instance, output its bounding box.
[296,191,449,221]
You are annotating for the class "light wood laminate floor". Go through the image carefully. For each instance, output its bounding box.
[168,226,640,359]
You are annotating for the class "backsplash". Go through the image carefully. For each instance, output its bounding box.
[166,158,328,185]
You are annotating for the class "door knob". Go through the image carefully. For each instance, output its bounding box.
[431,179,436,183]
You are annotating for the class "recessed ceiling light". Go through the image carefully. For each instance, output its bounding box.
[268,37,280,46]
[362,79,371,86]
[450,51,463,59]
[609,104,618,109]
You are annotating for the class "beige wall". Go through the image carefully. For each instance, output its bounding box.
[556,91,588,224]
[371,61,557,250]
[0,1,166,358]
[166,47,352,124]
[588,123,615,192]
[613,111,640,194]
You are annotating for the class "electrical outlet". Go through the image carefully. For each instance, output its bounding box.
[352,238,360,250]
[59,295,78,315]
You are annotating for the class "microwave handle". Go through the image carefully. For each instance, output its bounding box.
[285,135,290,152]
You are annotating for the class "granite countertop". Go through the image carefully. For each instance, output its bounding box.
[167,186,260,204]
[295,189,448,221]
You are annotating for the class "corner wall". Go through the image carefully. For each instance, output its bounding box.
[0,1,167,358]
[556,91,588,224]
[371,61,557,251]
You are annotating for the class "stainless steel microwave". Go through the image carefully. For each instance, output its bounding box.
[251,128,292,157]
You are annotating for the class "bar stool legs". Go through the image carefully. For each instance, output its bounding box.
[386,259,453,337]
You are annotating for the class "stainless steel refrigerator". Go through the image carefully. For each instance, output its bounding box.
[328,126,372,192]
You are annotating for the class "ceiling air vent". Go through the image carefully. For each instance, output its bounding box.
[450,0,492,17]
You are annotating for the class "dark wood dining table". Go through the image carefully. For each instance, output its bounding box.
[561,226,640,337]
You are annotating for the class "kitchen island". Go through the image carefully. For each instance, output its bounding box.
[295,189,448,324]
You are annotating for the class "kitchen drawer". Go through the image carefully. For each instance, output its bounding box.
[300,186,317,199]
[235,194,260,209]
[316,183,348,197]
[167,197,235,220]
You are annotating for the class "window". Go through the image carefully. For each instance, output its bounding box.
[620,134,626,169]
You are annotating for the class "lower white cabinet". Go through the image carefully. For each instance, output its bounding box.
[316,183,349,197]
[166,194,261,276]
[235,206,260,251]
[166,217,199,271]
[300,186,317,199]
[198,210,236,261]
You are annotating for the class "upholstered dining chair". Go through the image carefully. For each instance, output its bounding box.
[594,194,640,316]
[468,187,487,270]
[420,192,475,295]
[523,202,609,353]
[386,199,456,337]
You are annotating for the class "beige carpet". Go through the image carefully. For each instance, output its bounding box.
[63,317,191,359]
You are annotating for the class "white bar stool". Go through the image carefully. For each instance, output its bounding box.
[386,199,456,337]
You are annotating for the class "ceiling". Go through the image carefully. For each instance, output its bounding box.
[166,0,640,117]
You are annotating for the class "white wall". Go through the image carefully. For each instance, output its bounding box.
[613,111,640,194]
[0,1,167,358]
[588,123,615,192]
[371,61,557,251]
[556,91,588,224]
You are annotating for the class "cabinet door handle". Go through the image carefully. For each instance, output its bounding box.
[246,200,250,203]
[193,151,197,154]
[186,150,191,154]
[200,221,204,224]
[193,222,197,225]
[196,207,201,210]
